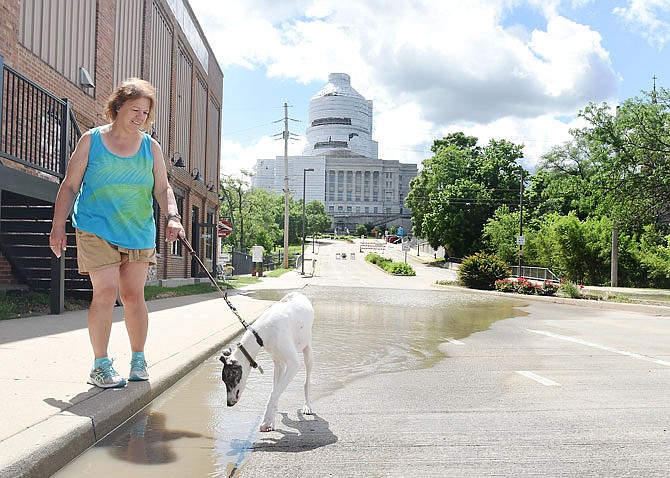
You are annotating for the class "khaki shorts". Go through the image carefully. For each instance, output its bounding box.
[75,229,157,274]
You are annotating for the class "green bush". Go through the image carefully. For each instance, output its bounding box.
[386,262,416,276]
[365,253,389,267]
[559,278,583,298]
[458,252,510,290]
[365,253,416,276]
[0,300,17,321]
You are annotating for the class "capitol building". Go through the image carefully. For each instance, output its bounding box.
[251,73,417,233]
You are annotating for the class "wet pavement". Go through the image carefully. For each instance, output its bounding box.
[52,286,523,476]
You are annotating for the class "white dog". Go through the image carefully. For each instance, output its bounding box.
[219,291,314,432]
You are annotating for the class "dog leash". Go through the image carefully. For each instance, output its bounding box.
[178,236,264,348]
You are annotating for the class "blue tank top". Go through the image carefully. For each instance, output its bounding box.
[72,127,156,249]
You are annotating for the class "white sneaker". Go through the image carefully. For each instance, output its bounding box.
[88,358,126,388]
[128,355,149,381]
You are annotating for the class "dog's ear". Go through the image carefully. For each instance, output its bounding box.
[219,348,232,363]
[222,359,242,387]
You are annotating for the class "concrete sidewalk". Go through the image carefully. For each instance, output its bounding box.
[0,271,306,478]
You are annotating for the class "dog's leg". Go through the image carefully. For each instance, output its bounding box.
[260,356,300,432]
[302,343,314,415]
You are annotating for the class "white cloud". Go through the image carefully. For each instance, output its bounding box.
[613,0,670,49]
[454,115,583,171]
[191,0,622,171]
[220,136,307,178]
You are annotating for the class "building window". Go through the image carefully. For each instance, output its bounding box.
[311,117,352,126]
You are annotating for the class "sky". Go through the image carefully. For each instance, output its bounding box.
[187,0,670,177]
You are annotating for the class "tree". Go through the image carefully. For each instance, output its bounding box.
[244,188,284,252]
[528,213,612,284]
[405,132,525,257]
[220,175,249,251]
[305,201,331,236]
[355,224,368,236]
[528,136,601,221]
[580,89,670,225]
[482,205,520,265]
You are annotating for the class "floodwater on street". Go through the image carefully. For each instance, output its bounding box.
[52,285,525,477]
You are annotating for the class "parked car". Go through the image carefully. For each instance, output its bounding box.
[386,235,401,244]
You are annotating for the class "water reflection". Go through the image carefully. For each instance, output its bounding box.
[108,410,203,464]
[249,286,522,397]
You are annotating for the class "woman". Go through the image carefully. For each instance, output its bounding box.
[49,78,184,388]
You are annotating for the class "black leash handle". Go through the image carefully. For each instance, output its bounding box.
[178,236,264,348]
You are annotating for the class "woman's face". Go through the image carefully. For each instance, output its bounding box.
[117,97,151,131]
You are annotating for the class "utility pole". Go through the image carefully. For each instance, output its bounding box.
[514,169,524,276]
[611,105,620,287]
[301,168,314,275]
[611,219,618,287]
[282,103,290,269]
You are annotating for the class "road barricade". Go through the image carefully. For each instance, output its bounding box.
[359,240,386,254]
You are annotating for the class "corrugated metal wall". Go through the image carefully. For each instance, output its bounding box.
[175,44,193,168]
[192,74,207,177]
[114,0,144,88]
[207,98,221,184]
[19,0,96,88]
[149,1,174,149]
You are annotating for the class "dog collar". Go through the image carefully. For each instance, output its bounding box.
[238,342,264,374]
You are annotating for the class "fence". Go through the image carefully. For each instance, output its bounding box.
[359,240,386,253]
[0,57,81,179]
[510,265,560,282]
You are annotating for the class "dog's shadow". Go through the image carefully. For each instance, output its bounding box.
[253,411,338,452]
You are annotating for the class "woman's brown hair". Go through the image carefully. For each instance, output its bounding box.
[102,78,156,130]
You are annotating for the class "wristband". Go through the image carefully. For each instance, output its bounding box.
[166,212,182,222]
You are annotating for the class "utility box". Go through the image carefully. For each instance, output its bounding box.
[252,246,264,277]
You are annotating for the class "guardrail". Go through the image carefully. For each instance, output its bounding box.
[510,265,560,282]
[0,55,81,179]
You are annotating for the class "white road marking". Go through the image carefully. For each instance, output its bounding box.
[528,329,670,367]
[446,338,465,345]
[516,370,561,386]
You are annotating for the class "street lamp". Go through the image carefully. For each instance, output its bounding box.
[513,169,524,276]
[301,168,314,275]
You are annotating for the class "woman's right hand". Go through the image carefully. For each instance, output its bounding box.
[49,227,67,258]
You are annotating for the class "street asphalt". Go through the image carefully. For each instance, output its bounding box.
[1,239,669,477]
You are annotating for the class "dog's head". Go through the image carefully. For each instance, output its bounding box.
[219,348,249,407]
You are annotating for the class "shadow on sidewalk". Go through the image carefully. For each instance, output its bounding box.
[0,293,224,345]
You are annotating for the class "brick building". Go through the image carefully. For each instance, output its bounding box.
[0,0,223,312]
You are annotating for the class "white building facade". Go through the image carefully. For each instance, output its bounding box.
[252,73,417,233]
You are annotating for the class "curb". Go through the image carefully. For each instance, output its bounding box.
[433,283,670,317]
[0,305,252,478]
